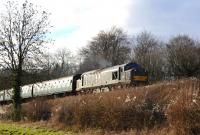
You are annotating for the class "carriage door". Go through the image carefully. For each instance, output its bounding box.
[118,67,122,80]
[82,76,84,86]
[72,74,82,93]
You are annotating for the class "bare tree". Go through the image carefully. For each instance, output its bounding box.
[0,1,50,120]
[0,69,12,90]
[166,35,200,78]
[79,27,131,72]
[132,31,165,81]
[53,48,77,77]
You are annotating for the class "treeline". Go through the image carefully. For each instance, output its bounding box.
[0,48,78,90]
[0,27,200,90]
[79,27,200,81]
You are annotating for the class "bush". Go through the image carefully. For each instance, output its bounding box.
[2,78,198,133]
[168,103,200,135]
[0,105,12,120]
[167,79,200,135]
[55,90,167,131]
[52,78,199,132]
[23,98,52,121]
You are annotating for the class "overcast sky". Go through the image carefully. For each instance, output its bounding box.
[1,0,200,53]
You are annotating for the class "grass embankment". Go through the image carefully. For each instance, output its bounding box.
[0,122,175,135]
[0,123,66,135]
[1,78,200,135]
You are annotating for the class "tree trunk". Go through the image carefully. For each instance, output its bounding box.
[12,66,22,121]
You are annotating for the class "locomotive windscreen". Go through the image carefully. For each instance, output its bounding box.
[124,63,142,71]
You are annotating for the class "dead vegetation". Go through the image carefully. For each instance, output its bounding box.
[1,78,200,134]
[23,98,52,121]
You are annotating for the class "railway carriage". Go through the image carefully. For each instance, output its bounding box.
[4,89,13,101]
[0,91,4,101]
[0,62,148,103]
[33,76,73,97]
[0,76,74,102]
[21,84,33,99]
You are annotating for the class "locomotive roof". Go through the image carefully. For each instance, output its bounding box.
[81,62,142,75]
[82,63,127,75]
[35,76,73,84]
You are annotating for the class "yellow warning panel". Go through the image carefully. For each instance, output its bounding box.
[133,76,148,81]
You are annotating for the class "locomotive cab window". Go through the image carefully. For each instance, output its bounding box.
[112,71,118,80]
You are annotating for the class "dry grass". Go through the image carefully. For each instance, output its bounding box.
[23,98,52,121]
[49,78,200,133]
[2,78,200,134]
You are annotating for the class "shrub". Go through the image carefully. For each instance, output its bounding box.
[23,98,52,121]
[2,78,198,133]
[55,90,167,131]
[53,78,199,132]
[167,79,200,135]
[0,105,12,120]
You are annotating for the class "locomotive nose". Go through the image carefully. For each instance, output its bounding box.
[131,68,148,85]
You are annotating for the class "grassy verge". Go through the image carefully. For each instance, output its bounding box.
[0,123,112,135]
[0,123,175,135]
[0,123,71,135]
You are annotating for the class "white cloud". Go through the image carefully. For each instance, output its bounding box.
[47,0,131,53]
[1,0,200,54]
[0,0,131,53]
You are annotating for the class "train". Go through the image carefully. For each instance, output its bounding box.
[0,62,148,103]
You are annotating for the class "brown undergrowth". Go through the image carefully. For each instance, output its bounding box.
[1,78,200,134]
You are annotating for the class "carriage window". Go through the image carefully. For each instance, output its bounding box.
[112,71,118,80]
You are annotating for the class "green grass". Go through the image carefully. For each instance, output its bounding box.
[0,123,77,135]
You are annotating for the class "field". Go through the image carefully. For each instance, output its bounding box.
[0,122,176,135]
[0,123,67,135]
[0,78,200,135]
